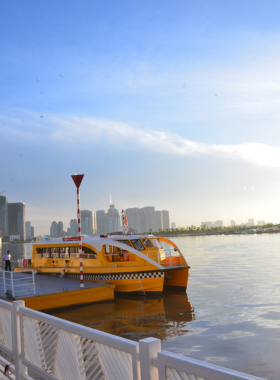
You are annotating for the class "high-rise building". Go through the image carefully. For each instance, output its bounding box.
[0,196,8,236]
[171,222,176,229]
[96,210,107,234]
[140,206,155,233]
[31,226,34,238]
[231,220,236,227]
[81,210,94,235]
[7,203,26,241]
[26,221,32,239]
[213,220,223,228]
[248,219,254,226]
[96,202,170,234]
[57,221,64,237]
[201,221,212,229]
[92,212,97,234]
[50,221,58,238]
[161,210,170,230]
[70,219,78,236]
[107,203,121,233]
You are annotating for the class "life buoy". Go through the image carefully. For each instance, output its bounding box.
[22,258,27,267]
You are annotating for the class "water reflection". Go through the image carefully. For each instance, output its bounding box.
[49,292,195,342]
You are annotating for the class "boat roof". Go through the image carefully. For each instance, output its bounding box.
[34,234,156,244]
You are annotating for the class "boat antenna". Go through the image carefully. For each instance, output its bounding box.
[71,174,85,288]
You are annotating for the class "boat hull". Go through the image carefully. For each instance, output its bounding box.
[163,267,189,291]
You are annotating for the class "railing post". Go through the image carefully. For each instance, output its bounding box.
[12,300,28,379]
[139,337,161,380]
[3,271,6,294]
[32,270,36,295]
[11,272,14,298]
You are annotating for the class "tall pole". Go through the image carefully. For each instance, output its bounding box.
[71,174,85,288]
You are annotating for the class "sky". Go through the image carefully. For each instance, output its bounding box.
[2,0,280,235]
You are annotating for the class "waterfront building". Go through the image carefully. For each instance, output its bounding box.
[6,202,26,241]
[126,208,141,231]
[107,202,121,233]
[140,206,155,233]
[81,210,94,235]
[257,220,265,226]
[57,221,64,237]
[70,219,78,236]
[92,212,97,234]
[50,221,58,238]
[248,219,254,226]
[171,222,176,229]
[96,210,107,234]
[161,210,170,230]
[213,220,223,228]
[201,221,212,229]
[26,221,32,239]
[0,195,8,236]
[96,202,170,234]
[31,226,34,238]
[231,220,235,227]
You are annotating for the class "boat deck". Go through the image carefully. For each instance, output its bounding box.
[0,271,115,310]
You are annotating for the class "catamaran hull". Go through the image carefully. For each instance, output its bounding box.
[163,267,189,291]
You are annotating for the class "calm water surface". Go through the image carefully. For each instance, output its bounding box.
[2,234,280,379]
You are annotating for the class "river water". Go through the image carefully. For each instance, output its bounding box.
[1,234,280,379]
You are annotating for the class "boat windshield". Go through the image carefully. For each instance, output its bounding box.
[131,239,145,251]
[141,238,162,249]
[116,240,132,247]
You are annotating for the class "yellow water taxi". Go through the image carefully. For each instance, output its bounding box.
[16,234,190,296]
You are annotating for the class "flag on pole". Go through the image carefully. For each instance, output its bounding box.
[124,213,128,226]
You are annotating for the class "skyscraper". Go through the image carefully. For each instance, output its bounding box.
[70,219,78,236]
[81,210,94,235]
[0,195,8,236]
[26,221,32,239]
[50,221,58,238]
[96,210,106,234]
[7,203,26,241]
[107,203,121,233]
[161,210,170,230]
[57,221,64,237]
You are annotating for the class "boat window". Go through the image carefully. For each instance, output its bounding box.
[82,246,98,259]
[70,246,79,258]
[42,248,51,258]
[59,247,70,258]
[141,238,162,249]
[36,248,43,257]
[51,247,60,258]
[131,239,145,251]
[105,245,110,254]
[116,240,132,247]
[36,246,97,259]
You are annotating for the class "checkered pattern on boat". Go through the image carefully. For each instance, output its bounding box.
[66,271,164,281]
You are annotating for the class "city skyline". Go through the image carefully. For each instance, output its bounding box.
[2,1,280,234]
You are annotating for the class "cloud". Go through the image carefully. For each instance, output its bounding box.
[2,113,280,168]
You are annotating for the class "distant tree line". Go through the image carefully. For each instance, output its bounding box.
[151,222,280,236]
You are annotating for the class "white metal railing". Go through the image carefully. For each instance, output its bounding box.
[0,299,266,380]
[146,249,183,267]
[0,270,35,298]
